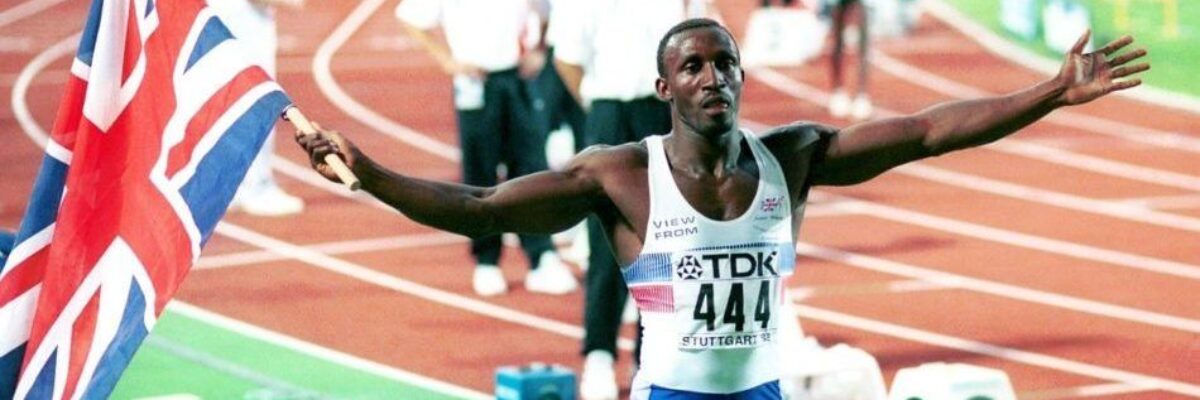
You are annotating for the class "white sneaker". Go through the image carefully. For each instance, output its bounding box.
[851,94,873,120]
[231,185,304,217]
[580,351,618,400]
[828,89,851,118]
[525,252,578,295]
[472,265,508,297]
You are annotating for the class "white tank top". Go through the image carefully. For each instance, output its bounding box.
[625,131,796,395]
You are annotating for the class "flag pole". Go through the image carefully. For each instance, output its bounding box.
[282,106,361,191]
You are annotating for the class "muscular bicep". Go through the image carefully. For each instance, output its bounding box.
[810,115,934,186]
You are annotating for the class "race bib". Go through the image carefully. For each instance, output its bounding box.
[671,244,790,350]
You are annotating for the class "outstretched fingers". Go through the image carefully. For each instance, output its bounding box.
[1109,78,1142,93]
[1111,63,1151,79]
[1069,29,1092,54]
[1098,35,1134,56]
[1109,48,1147,67]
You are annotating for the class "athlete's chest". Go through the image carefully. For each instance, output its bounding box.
[670,168,760,221]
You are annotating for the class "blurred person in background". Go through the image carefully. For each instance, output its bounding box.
[825,0,874,120]
[529,0,586,159]
[211,0,307,216]
[397,0,577,297]
[548,1,699,398]
[529,0,590,269]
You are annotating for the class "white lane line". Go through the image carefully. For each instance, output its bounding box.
[0,37,34,53]
[896,163,1200,233]
[0,0,69,28]
[11,32,77,147]
[922,0,1200,117]
[1,70,67,88]
[195,232,466,270]
[1019,382,1154,399]
[870,50,1200,156]
[1118,194,1200,210]
[169,302,491,400]
[824,198,1200,281]
[793,304,1200,397]
[990,140,1200,194]
[213,222,637,353]
[789,279,954,300]
[795,241,1200,334]
[310,0,460,161]
[748,66,1200,192]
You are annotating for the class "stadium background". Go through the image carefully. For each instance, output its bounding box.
[1,0,1197,398]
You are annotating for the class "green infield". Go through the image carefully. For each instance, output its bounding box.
[111,306,482,400]
[941,0,1199,97]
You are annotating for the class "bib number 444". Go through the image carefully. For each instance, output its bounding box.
[693,281,772,332]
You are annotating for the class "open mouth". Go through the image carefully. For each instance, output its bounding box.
[702,96,731,110]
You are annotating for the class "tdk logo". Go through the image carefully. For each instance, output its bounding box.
[676,255,703,280]
[674,250,780,280]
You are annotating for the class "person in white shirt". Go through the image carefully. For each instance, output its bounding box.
[396,0,577,297]
[211,0,306,217]
[548,1,692,398]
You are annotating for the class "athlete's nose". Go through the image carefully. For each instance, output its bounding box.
[701,62,727,90]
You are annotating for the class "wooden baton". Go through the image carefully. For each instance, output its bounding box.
[282,106,361,191]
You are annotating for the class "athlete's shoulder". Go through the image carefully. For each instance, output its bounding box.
[574,141,650,171]
[758,121,837,151]
[756,122,838,183]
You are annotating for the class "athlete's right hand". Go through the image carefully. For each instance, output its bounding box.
[295,125,362,183]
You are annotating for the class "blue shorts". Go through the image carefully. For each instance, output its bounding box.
[640,381,782,400]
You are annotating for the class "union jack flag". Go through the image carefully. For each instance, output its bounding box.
[760,196,784,213]
[0,0,290,398]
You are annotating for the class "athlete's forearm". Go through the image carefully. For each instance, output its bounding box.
[815,78,1068,186]
[917,77,1067,155]
[352,156,600,238]
[353,158,500,237]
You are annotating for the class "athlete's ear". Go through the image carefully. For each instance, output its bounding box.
[655,76,672,102]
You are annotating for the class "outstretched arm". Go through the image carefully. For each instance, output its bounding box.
[812,31,1148,186]
[297,130,606,238]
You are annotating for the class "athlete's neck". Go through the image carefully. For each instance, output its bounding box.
[664,128,742,179]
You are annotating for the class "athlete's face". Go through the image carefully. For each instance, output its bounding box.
[656,27,743,139]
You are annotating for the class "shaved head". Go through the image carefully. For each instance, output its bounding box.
[656,18,739,78]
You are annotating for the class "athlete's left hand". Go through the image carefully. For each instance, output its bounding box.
[1057,30,1149,106]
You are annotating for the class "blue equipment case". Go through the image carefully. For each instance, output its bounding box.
[495,363,577,400]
